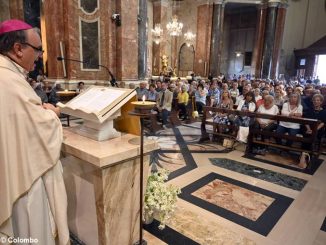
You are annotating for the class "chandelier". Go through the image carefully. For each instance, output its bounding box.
[166,15,183,36]
[184,31,196,47]
[151,24,163,44]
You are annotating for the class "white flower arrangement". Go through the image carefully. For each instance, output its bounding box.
[144,169,181,230]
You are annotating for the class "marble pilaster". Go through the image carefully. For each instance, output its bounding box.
[41,0,65,79]
[194,4,213,77]
[152,1,169,75]
[252,4,267,78]
[116,0,139,81]
[9,0,24,20]
[261,2,278,79]
[138,0,148,80]
[271,3,287,79]
[209,3,225,77]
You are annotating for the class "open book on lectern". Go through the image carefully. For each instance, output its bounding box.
[57,86,137,123]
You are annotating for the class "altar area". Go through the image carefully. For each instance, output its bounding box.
[61,130,157,245]
[58,86,158,245]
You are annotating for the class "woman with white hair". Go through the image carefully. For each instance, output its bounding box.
[275,93,303,146]
[255,95,279,150]
[256,95,279,130]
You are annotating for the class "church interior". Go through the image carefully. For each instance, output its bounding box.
[1,0,326,245]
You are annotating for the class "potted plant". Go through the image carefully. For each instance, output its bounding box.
[144,169,181,229]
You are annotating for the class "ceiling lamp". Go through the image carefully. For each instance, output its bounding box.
[166,15,183,36]
[151,24,163,44]
[184,31,196,47]
[235,51,242,57]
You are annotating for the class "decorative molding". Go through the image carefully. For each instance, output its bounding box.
[224,0,263,4]
[152,0,169,7]
[268,1,280,8]
[79,17,101,71]
[78,0,99,15]
[256,2,268,9]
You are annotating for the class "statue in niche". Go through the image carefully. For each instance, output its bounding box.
[161,55,169,75]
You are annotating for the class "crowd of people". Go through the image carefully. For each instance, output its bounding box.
[135,74,326,167]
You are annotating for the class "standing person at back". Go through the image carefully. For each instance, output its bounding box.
[157,81,173,128]
[0,19,69,245]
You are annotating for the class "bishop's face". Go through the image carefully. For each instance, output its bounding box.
[21,29,43,72]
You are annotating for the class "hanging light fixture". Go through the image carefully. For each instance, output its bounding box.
[184,31,196,47]
[235,51,242,57]
[166,15,183,36]
[235,5,242,57]
[151,24,163,44]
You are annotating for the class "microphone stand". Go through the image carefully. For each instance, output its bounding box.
[57,57,118,87]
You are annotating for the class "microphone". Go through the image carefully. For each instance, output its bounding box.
[57,56,89,64]
[56,57,118,87]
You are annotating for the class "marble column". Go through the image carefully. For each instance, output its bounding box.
[116,0,138,81]
[252,4,267,78]
[261,2,278,79]
[209,2,225,77]
[194,3,213,77]
[271,3,287,79]
[41,0,66,79]
[138,0,147,80]
[152,0,168,75]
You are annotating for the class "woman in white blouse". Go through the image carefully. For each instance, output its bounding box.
[275,93,303,146]
[256,95,279,129]
[255,95,279,144]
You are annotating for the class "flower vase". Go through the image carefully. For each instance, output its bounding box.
[144,213,154,225]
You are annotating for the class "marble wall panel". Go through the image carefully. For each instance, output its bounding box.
[194,4,213,76]
[43,0,114,81]
[62,154,150,245]
[103,155,150,245]
[0,1,10,21]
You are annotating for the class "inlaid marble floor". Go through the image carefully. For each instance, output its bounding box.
[143,123,326,245]
[65,118,326,245]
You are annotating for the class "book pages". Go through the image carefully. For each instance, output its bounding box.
[58,86,136,123]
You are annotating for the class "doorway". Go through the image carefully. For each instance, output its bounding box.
[316,55,326,84]
[178,43,195,77]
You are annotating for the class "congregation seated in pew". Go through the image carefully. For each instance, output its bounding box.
[130,74,325,162]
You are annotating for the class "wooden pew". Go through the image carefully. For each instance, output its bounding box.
[200,106,321,169]
[185,96,197,124]
[169,98,182,126]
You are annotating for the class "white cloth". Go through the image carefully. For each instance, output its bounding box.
[237,100,256,112]
[257,104,279,125]
[0,55,69,245]
[235,95,244,105]
[279,102,303,129]
[237,126,249,143]
[1,177,56,245]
